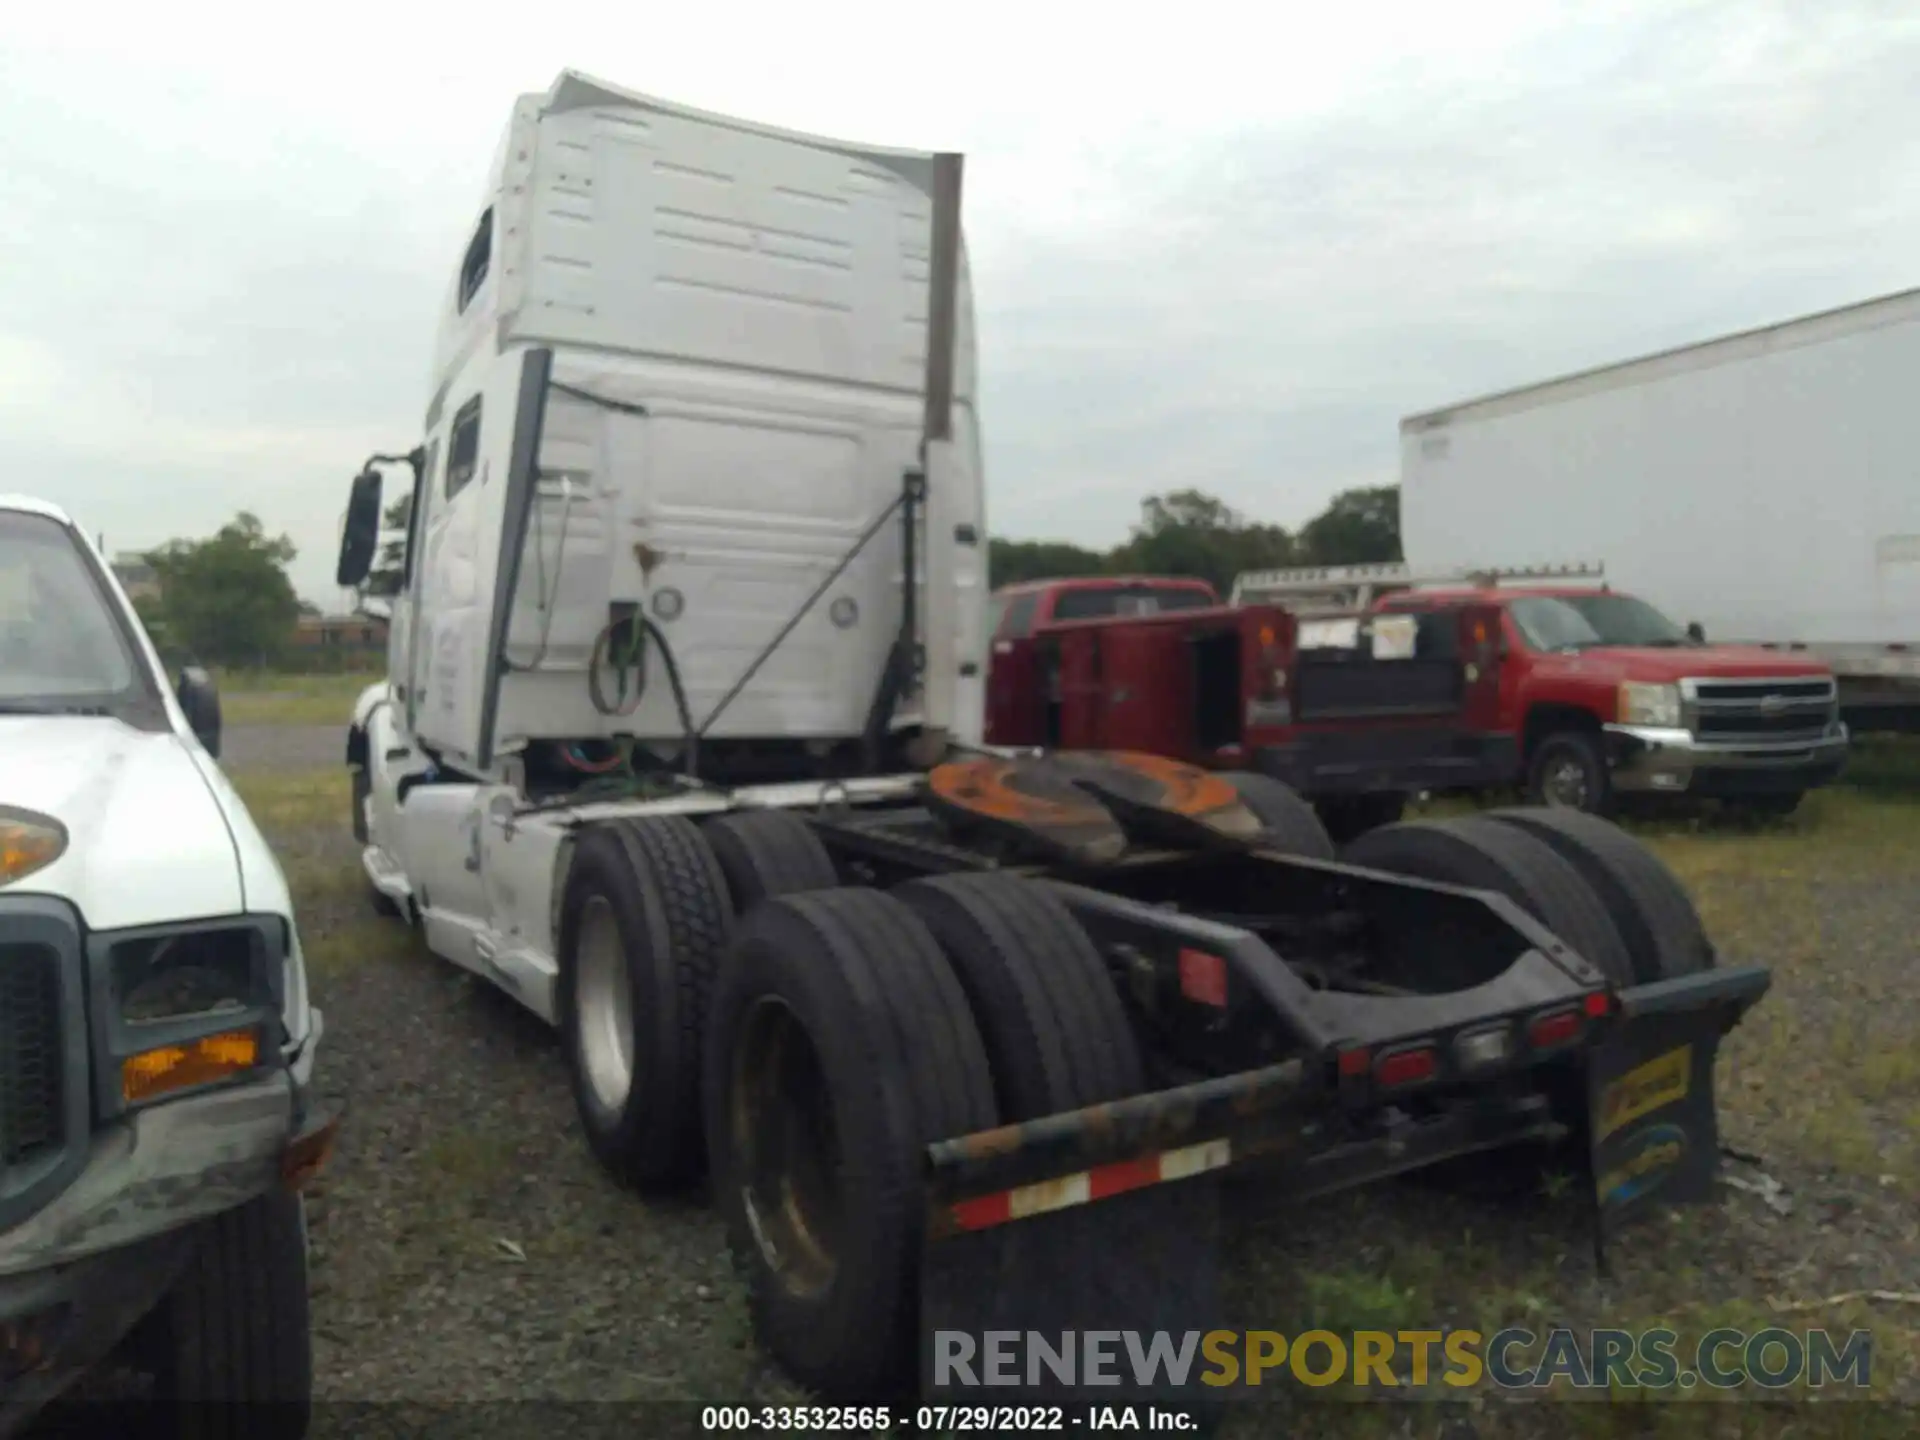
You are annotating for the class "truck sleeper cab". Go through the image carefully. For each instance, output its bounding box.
[339,78,1773,1419]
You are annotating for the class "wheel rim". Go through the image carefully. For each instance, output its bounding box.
[731,997,844,1299]
[575,896,636,1111]
[1541,756,1590,810]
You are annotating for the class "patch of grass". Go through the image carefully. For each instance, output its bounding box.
[217,668,380,726]
[230,767,351,832]
[300,913,414,983]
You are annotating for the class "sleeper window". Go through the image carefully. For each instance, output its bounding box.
[446,399,482,500]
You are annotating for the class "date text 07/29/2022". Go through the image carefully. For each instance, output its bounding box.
[701,1404,1199,1432]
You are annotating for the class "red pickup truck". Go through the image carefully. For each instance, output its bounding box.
[986,565,1851,824]
[1242,563,1852,817]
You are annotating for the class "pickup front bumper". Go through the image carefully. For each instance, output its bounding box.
[1604,722,1849,796]
[0,1065,335,1435]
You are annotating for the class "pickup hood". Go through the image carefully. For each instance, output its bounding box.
[1538,645,1834,685]
[0,716,243,929]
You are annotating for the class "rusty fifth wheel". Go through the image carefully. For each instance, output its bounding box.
[703,888,996,1400]
[925,750,1265,863]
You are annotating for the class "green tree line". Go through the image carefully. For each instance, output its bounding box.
[989,485,1400,594]
[128,482,1397,668]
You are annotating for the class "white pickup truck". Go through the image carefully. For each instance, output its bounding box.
[0,495,331,1439]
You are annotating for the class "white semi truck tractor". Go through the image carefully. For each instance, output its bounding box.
[336,70,1773,1421]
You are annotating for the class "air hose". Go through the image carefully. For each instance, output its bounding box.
[583,610,700,778]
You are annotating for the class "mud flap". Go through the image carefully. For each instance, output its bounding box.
[915,1062,1309,1424]
[1586,963,1771,1261]
[920,1179,1227,1425]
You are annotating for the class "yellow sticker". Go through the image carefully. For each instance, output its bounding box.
[1596,1045,1692,1141]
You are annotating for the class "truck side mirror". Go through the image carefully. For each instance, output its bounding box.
[176,665,222,759]
[1686,621,1705,644]
[336,469,383,588]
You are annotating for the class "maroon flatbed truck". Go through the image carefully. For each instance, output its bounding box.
[985,575,1518,837]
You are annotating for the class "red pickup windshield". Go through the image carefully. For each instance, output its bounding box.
[1510,593,1689,652]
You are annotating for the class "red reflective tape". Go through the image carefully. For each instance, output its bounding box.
[1086,1153,1162,1202]
[943,1140,1234,1234]
[950,1191,1013,1231]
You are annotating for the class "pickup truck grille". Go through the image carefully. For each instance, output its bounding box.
[0,944,66,1176]
[1685,677,1838,744]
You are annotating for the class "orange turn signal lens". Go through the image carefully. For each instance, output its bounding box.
[0,808,68,888]
[122,1029,261,1105]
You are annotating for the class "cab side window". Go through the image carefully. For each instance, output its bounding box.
[1413,609,1461,659]
[446,398,482,500]
[401,438,439,587]
[1002,592,1040,639]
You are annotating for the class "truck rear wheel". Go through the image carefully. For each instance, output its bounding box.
[558,816,732,1189]
[702,811,839,915]
[152,1189,312,1440]
[1216,771,1335,860]
[1482,807,1713,982]
[1342,817,1635,988]
[1526,730,1613,815]
[895,872,1143,1119]
[704,888,997,1401]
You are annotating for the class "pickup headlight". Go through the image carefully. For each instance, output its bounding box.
[1617,681,1682,728]
[89,918,285,1114]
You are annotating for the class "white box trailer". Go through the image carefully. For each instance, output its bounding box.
[1400,286,1920,729]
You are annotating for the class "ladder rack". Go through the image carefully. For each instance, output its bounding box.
[1229,560,1606,609]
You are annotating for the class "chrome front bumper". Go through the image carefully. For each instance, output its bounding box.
[1604,722,1851,794]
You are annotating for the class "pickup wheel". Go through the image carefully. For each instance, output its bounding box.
[895,872,1143,1119]
[558,816,732,1189]
[1342,817,1635,988]
[702,811,839,915]
[1526,729,1613,815]
[150,1189,313,1439]
[1217,771,1335,860]
[1483,807,1713,982]
[704,888,996,1400]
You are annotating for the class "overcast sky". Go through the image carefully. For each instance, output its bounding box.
[5,1,1919,605]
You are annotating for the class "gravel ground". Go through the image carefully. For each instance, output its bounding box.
[48,727,1920,1438]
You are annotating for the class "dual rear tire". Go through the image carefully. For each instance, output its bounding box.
[555,812,1143,1399]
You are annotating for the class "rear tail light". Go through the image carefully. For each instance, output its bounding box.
[1582,990,1612,1018]
[1374,1045,1438,1089]
[1526,1007,1585,1053]
[1177,948,1229,1008]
